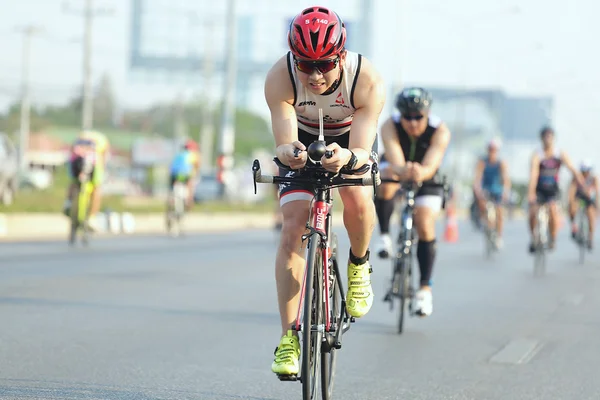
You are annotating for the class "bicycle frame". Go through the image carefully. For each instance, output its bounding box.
[294,186,350,339]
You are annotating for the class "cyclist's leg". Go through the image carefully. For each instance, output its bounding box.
[184,175,194,209]
[546,193,559,248]
[64,170,75,214]
[339,182,376,318]
[569,195,579,237]
[90,163,103,217]
[528,191,543,252]
[476,187,488,220]
[586,201,595,248]
[336,133,376,318]
[272,173,311,375]
[492,192,503,235]
[413,188,443,317]
[374,155,399,257]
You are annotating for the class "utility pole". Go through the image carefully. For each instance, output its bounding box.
[63,0,113,131]
[16,25,43,171]
[359,0,372,57]
[216,0,237,198]
[200,19,215,171]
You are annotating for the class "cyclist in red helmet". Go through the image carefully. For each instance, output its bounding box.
[266,6,385,376]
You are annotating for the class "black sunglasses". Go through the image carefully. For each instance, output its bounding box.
[401,114,424,121]
[294,57,340,74]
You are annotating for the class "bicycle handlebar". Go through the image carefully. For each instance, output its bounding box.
[252,157,381,197]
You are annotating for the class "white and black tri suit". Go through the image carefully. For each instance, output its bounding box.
[278,50,375,205]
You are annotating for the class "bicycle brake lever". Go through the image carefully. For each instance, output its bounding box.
[252,160,259,194]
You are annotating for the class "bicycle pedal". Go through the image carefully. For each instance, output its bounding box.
[350,316,356,323]
[277,374,299,382]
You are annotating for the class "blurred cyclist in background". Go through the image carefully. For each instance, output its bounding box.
[375,87,451,317]
[527,126,583,252]
[169,139,200,208]
[472,137,511,249]
[567,159,598,249]
[63,130,110,231]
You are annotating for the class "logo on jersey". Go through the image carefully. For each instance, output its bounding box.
[330,93,350,109]
[298,100,316,107]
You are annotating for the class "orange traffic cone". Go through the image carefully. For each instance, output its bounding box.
[444,205,459,243]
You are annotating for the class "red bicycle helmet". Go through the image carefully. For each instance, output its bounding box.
[288,6,346,60]
[184,139,199,151]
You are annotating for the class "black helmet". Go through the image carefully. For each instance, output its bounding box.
[395,87,433,114]
[540,126,554,138]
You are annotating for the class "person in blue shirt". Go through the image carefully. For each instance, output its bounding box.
[169,139,200,208]
[472,138,511,249]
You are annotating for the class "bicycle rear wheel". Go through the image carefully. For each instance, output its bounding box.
[321,233,339,400]
[534,208,547,277]
[302,232,322,400]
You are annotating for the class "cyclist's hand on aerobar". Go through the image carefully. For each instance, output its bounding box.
[405,161,425,182]
[321,143,351,174]
[277,142,307,170]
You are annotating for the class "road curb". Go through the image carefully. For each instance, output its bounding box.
[0,208,524,241]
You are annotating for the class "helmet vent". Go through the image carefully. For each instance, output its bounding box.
[310,30,319,54]
[323,25,334,49]
[295,24,309,52]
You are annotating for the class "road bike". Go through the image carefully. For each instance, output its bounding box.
[166,180,189,237]
[68,156,95,246]
[532,202,550,277]
[382,177,447,333]
[252,109,380,399]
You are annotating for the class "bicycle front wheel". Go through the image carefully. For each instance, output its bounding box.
[397,254,411,334]
[321,233,339,400]
[302,232,322,400]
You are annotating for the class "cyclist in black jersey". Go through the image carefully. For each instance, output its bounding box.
[375,88,451,317]
[527,127,584,252]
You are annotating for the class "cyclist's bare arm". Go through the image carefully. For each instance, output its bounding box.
[473,159,485,195]
[527,152,540,200]
[500,160,511,198]
[264,56,303,167]
[561,151,585,187]
[345,57,385,168]
[419,124,451,181]
[567,178,577,203]
[381,117,406,176]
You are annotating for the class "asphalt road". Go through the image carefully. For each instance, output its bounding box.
[1,220,599,400]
